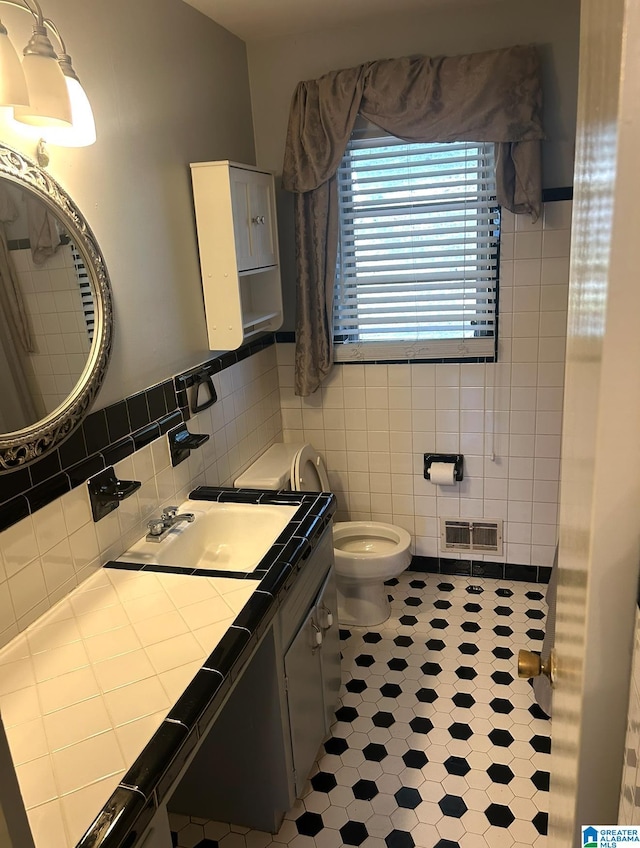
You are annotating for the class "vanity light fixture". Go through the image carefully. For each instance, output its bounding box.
[35,136,47,165]
[36,19,96,146]
[0,0,95,144]
[13,19,71,127]
[0,18,29,106]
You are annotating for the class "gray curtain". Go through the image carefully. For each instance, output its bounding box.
[25,195,62,266]
[0,186,38,430]
[282,44,545,396]
[0,302,38,431]
[0,187,33,354]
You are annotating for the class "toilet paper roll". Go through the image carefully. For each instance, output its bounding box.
[429,461,457,486]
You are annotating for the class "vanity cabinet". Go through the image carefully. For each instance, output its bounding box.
[190,160,283,351]
[168,528,340,833]
[283,564,341,797]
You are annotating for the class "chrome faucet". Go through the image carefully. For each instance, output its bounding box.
[146,506,195,542]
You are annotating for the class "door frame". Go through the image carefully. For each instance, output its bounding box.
[550,0,640,843]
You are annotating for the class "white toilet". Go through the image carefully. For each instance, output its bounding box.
[234,443,412,627]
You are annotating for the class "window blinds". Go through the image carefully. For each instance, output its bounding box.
[334,131,499,362]
[70,242,95,345]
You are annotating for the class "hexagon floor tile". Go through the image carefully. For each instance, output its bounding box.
[170,573,550,848]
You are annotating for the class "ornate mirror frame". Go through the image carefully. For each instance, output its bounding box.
[0,143,113,472]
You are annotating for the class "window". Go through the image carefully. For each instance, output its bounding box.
[334,122,500,362]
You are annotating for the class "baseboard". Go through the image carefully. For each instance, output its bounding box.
[409,555,551,584]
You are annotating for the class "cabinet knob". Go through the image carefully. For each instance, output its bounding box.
[252,215,266,225]
[311,622,323,650]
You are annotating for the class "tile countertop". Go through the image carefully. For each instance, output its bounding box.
[0,487,336,848]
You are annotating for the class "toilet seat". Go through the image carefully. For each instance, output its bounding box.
[291,444,330,492]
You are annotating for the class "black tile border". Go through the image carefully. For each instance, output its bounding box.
[0,334,276,533]
[165,669,226,734]
[541,186,573,202]
[7,233,71,253]
[89,487,335,848]
[76,787,154,848]
[105,560,254,580]
[201,626,253,682]
[342,356,496,365]
[174,334,275,420]
[409,555,551,584]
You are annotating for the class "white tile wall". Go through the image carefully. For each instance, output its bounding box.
[13,245,91,420]
[278,200,572,568]
[0,345,282,651]
[0,202,570,649]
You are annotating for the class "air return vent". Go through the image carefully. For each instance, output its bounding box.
[440,519,503,555]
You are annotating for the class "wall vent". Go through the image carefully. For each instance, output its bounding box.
[440,519,503,555]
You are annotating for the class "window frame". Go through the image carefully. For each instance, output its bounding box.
[333,126,501,364]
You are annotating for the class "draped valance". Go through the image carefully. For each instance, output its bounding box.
[282,45,545,395]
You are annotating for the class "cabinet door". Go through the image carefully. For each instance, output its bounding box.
[230,168,277,273]
[248,174,277,269]
[316,570,342,732]
[230,172,252,271]
[284,607,325,797]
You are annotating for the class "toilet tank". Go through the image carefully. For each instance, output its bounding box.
[234,443,302,490]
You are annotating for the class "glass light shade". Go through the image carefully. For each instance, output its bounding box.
[45,75,96,146]
[0,28,29,107]
[14,52,72,127]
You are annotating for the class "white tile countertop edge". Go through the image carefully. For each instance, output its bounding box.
[0,566,258,848]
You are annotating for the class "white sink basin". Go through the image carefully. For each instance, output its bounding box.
[118,499,298,572]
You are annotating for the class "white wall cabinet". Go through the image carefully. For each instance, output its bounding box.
[190,160,283,351]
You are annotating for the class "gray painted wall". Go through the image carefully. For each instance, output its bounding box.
[0,0,256,406]
[247,0,581,329]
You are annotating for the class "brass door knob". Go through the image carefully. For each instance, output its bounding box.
[518,648,556,686]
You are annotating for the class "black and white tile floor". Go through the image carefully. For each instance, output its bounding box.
[170,573,551,848]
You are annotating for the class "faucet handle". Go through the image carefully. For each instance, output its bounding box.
[147,519,165,537]
[161,506,179,520]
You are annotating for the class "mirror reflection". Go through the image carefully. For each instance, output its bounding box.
[0,181,95,434]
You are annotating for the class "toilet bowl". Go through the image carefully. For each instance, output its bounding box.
[235,443,412,626]
[333,521,412,626]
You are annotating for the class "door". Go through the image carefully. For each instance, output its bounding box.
[284,606,326,797]
[315,569,342,731]
[549,0,640,843]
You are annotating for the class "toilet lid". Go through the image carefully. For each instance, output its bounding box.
[291,444,330,492]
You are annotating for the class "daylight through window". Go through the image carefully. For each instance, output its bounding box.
[334,126,500,362]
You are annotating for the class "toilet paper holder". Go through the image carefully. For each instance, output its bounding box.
[424,453,464,482]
